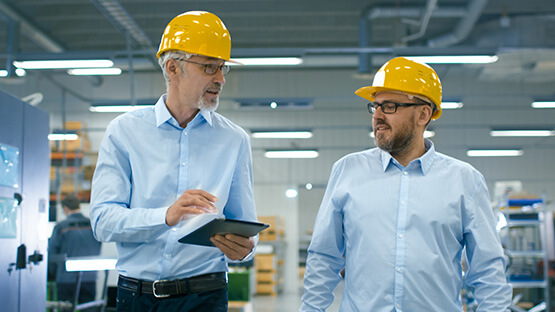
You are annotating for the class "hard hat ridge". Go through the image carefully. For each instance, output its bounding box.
[157,11,232,61]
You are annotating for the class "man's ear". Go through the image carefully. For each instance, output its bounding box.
[165,58,181,77]
[418,105,433,125]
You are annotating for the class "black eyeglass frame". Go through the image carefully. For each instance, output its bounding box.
[173,58,230,75]
[367,101,430,114]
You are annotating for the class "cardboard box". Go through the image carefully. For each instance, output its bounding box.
[258,216,284,232]
[255,254,277,271]
[255,282,278,295]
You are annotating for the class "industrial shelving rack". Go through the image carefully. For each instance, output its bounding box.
[501,197,549,309]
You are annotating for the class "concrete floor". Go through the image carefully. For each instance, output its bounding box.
[250,280,343,312]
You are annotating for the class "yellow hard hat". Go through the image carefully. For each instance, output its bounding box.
[355,57,443,120]
[157,11,231,61]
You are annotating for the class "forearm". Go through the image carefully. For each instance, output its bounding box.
[300,251,344,311]
[90,202,168,243]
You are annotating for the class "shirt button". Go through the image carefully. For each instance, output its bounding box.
[398,234,403,239]
[184,132,188,136]
[401,200,405,205]
[396,303,401,309]
[403,171,408,175]
[172,228,177,232]
[182,162,187,166]
[164,254,170,259]
[396,267,402,273]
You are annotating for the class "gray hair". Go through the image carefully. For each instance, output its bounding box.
[158,51,194,91]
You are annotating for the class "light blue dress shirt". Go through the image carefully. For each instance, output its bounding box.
[300,140,511,312]
[90,95,257,281]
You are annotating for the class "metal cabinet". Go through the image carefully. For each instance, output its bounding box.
[0,90,50,312]
[501,198,550,309]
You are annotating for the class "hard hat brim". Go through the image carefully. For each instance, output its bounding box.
[355,86,390,102]
[226,58,243,65]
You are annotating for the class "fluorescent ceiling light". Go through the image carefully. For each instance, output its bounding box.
[531,101,555,109]
[48,133,79,141]
[490,130,555,137]
[68,68,122,76]
[405,55,498,64]
[285,188,298,198]
[370,130,434,138]
[265,150,319,158]
[0,68,26,77]
[228,57,303,66]
[14,59,114,69]
[467,149,523,157]
[251,131,313,139]
[65,258,117,272]
[89,105,153,113]
[441,101,464,109]
[424,130,435,138]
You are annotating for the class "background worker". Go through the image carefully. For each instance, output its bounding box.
[48,195,101,308]
[90,11,258,311]
[300,57,511,311]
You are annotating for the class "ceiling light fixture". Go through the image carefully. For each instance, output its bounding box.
[370,130,434,138]
[48,133,79,141]
[90,99,157,113]
[13,59,114,69]
[89,104,153,113]
[405,55,498,64]
[531,101,555,109]
[264,150,319,159]
[467,149,523,157]
[236,98,313,110]
[68,68,122,76]
[441,101,464,109]
[0,68,26,77]
[65,258,117,272]
[228,57,303,66]
[251,130,313,139]
[285,188,298,198]
[490,130,555,137]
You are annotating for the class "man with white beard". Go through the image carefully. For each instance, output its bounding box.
[90,11,257,311]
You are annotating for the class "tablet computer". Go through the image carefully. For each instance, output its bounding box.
[178,217,269,247]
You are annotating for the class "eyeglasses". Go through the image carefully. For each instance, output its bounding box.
[367,101,429,114]
[173,58,230,75]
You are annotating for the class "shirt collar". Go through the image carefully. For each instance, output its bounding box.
[379,139,437,175]
[155,95,173,127]
[198,109,213,127]
[419,139,437,175]
[155,94,214,128]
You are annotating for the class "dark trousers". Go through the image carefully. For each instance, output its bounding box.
[116,285,228,312]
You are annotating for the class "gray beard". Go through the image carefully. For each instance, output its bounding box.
[198,97,219,111]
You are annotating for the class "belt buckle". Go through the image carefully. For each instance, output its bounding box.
[152,280,170,298]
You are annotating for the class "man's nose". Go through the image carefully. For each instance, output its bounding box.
[212,67,226,85]
[372,105,386,118]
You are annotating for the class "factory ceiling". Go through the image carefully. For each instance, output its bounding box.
[0,0,554,75]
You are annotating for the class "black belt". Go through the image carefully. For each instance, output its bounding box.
[118,272,227,298]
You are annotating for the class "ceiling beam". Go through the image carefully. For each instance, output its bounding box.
[0,0,64,53]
